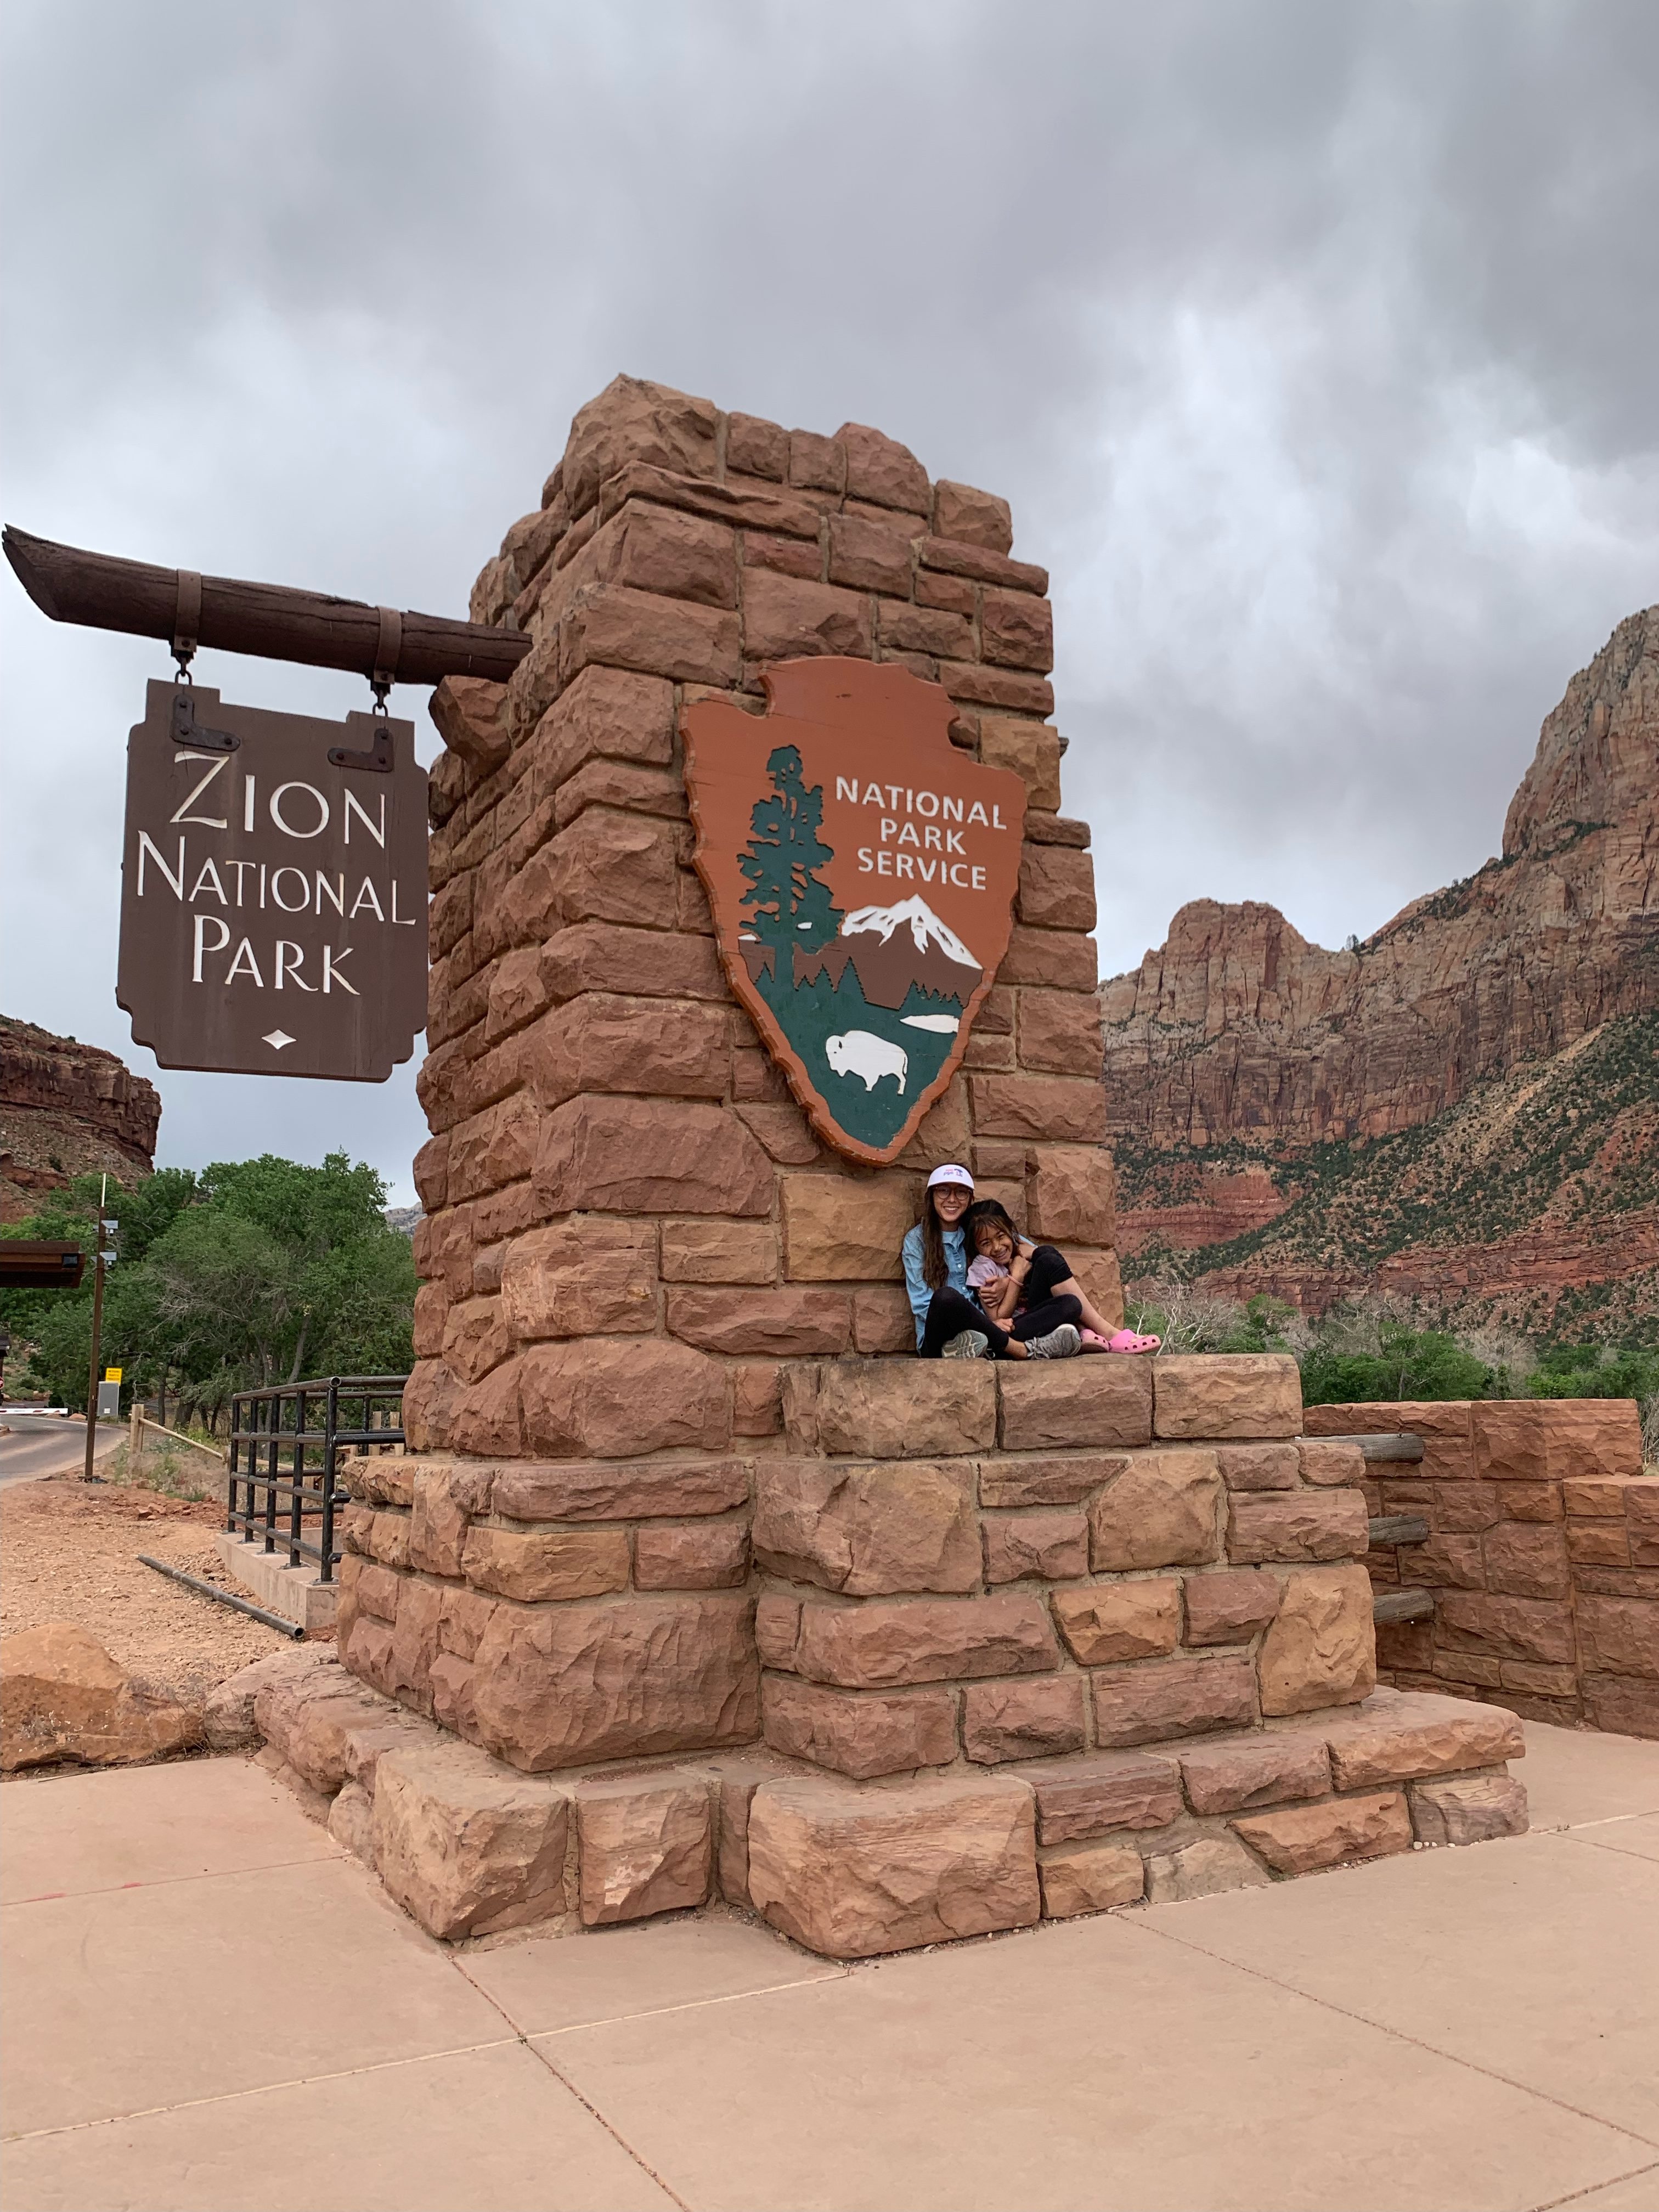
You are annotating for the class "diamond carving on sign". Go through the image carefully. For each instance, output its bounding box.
[262,1030,296,1051]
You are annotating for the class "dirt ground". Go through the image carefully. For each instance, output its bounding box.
[0,1472,296,1707]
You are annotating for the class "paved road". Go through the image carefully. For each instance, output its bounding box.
[0,1412,124,1486]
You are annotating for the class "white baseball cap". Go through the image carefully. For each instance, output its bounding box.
[926,1163,975,1190]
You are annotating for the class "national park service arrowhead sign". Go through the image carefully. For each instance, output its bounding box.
[684,658,1027,1165]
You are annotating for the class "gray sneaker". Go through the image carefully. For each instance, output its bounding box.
[941,1329,991,1359]
[1025,1323,1081,1359]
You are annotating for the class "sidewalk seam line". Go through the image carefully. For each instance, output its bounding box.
[1531,2155,1659,2211]
[0,2039,521,2145]
[529,1970,851,2037]
[0,1850,348,1909]
[1122,1915,1659,2153]
[449,1954,692,2210]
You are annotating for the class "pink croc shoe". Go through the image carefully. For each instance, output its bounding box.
[1077,1329,1111,1353]
[1106,1329,1162,1355]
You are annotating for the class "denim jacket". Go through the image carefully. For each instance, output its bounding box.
[901,1222,967,1349]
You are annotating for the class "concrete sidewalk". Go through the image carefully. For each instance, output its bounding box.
[2,1724,1656,2212]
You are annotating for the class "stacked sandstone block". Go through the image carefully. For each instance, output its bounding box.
[1307,1399,1657,1738]
[314,1353,1531,1957]
[408,373,1118,1480]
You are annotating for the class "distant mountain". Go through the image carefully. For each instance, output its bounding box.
[1101,607,1659,1330]
[1,1017,160,1223]
[798,896,984,1011]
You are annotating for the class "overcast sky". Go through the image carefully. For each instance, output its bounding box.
[3,1,1655,1204]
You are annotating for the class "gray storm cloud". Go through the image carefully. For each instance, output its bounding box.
[2,0,1655,1199]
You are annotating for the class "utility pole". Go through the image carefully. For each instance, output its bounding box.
[82,1175,112,1484]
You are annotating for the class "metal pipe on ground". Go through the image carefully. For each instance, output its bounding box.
[136,1554,303,1639]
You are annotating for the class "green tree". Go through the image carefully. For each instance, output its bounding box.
[738,745,841,952]
[3,1153,414,1421]
[1300,1322,1493,1406]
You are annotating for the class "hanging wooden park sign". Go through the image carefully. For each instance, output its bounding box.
[684,658,1027,1166]
[117,681,428,1080]
[5,526,533,1085]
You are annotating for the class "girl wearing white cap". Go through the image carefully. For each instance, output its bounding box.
[901,1164,1081,1360]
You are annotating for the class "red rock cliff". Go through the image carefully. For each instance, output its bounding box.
[0,1017,161,1220]
[1101,606,1658,1150]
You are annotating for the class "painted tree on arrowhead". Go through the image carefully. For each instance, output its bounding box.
[738,744,841,953]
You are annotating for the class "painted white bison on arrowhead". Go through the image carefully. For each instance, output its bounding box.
[825,1030,909,1094]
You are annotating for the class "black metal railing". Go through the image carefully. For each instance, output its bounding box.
[226,1376,405,1582]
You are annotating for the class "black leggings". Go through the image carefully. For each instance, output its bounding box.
[918,1280,1082,1358]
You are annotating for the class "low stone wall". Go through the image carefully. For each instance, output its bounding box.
[1304,1400,1657,1739]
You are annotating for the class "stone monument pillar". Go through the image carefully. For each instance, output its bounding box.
[304,380,1526,1956]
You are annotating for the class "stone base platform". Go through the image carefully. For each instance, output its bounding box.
[235,1648,1527,1957]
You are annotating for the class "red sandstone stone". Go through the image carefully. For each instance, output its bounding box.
[754,1594,801,1668]
[1323,1690,1525,1787]
[521,811,681,938]
[787,430,845,494]
[1298,1440,1368,1487]
[733,1361,784,1435]
[732,1102,821,1165]
[785,1360,997,1459]
[1183,1568,1281,1645]
[779,1172,919,1279]
[1011,1750,1182,1844]
[1018,996,1106,1080]
[982,1510,1089,1584]
[1091,1652,1257,1746]
[498,1220,658,1341]
[1180,1734,1331,1815]
[667,1286,853,1357]
[468,1594,758,1770]
[439,1586,497,1661]
[431,675,511,775]
[1090,1450,1222,1570]
[1053,1580,1181,1663]
[492,1458,750,1522]
[562,375,719,515]
[561,583,743,689]
[1040,1842,1144,1917]
[597,500,737,608]
[753,1460,980,1597]
[520,1336,727,1459]
[530,664,675,789]
[628,1522,747,1593]
[661,1220,777,1284]
[1409,1773,1529,1844]
[1575,1594,1659,1678]
[940,660,1055,715]
[1153,1355,1303,1442]
[794,1594,1060,1689]
[460,1525,630,1603]
[982,588,1054,673]
[963,1674,1086,1763]
[1229,1492,1369,1564]
[746,1773,1040,1959]
[851,1286,917,1354]
[1482,1521,1571,1599]
[1233,1790,1412,1874]
[968,1074,1105,1143]
[1436,1589,1577,1665]
[978,1455,1126,1508]
[742,571,872,661]
[535,1096,772,1216]
[1146,1835,1272,1902]
[932,481,1013,555]
[1258,1564,1376,1716]
[1024,1144,1114,1244]
[998,924,1098,992]
[575,1773,714,1926]
[447,1095,540,1204]
[726,412,788,479]
[827,512,915,594]
[409,1464,494,1579]
[761,1675,957,1779]
[996,1363,1152,1453]
[373,1742,572,1940]
[835,422,930,513]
